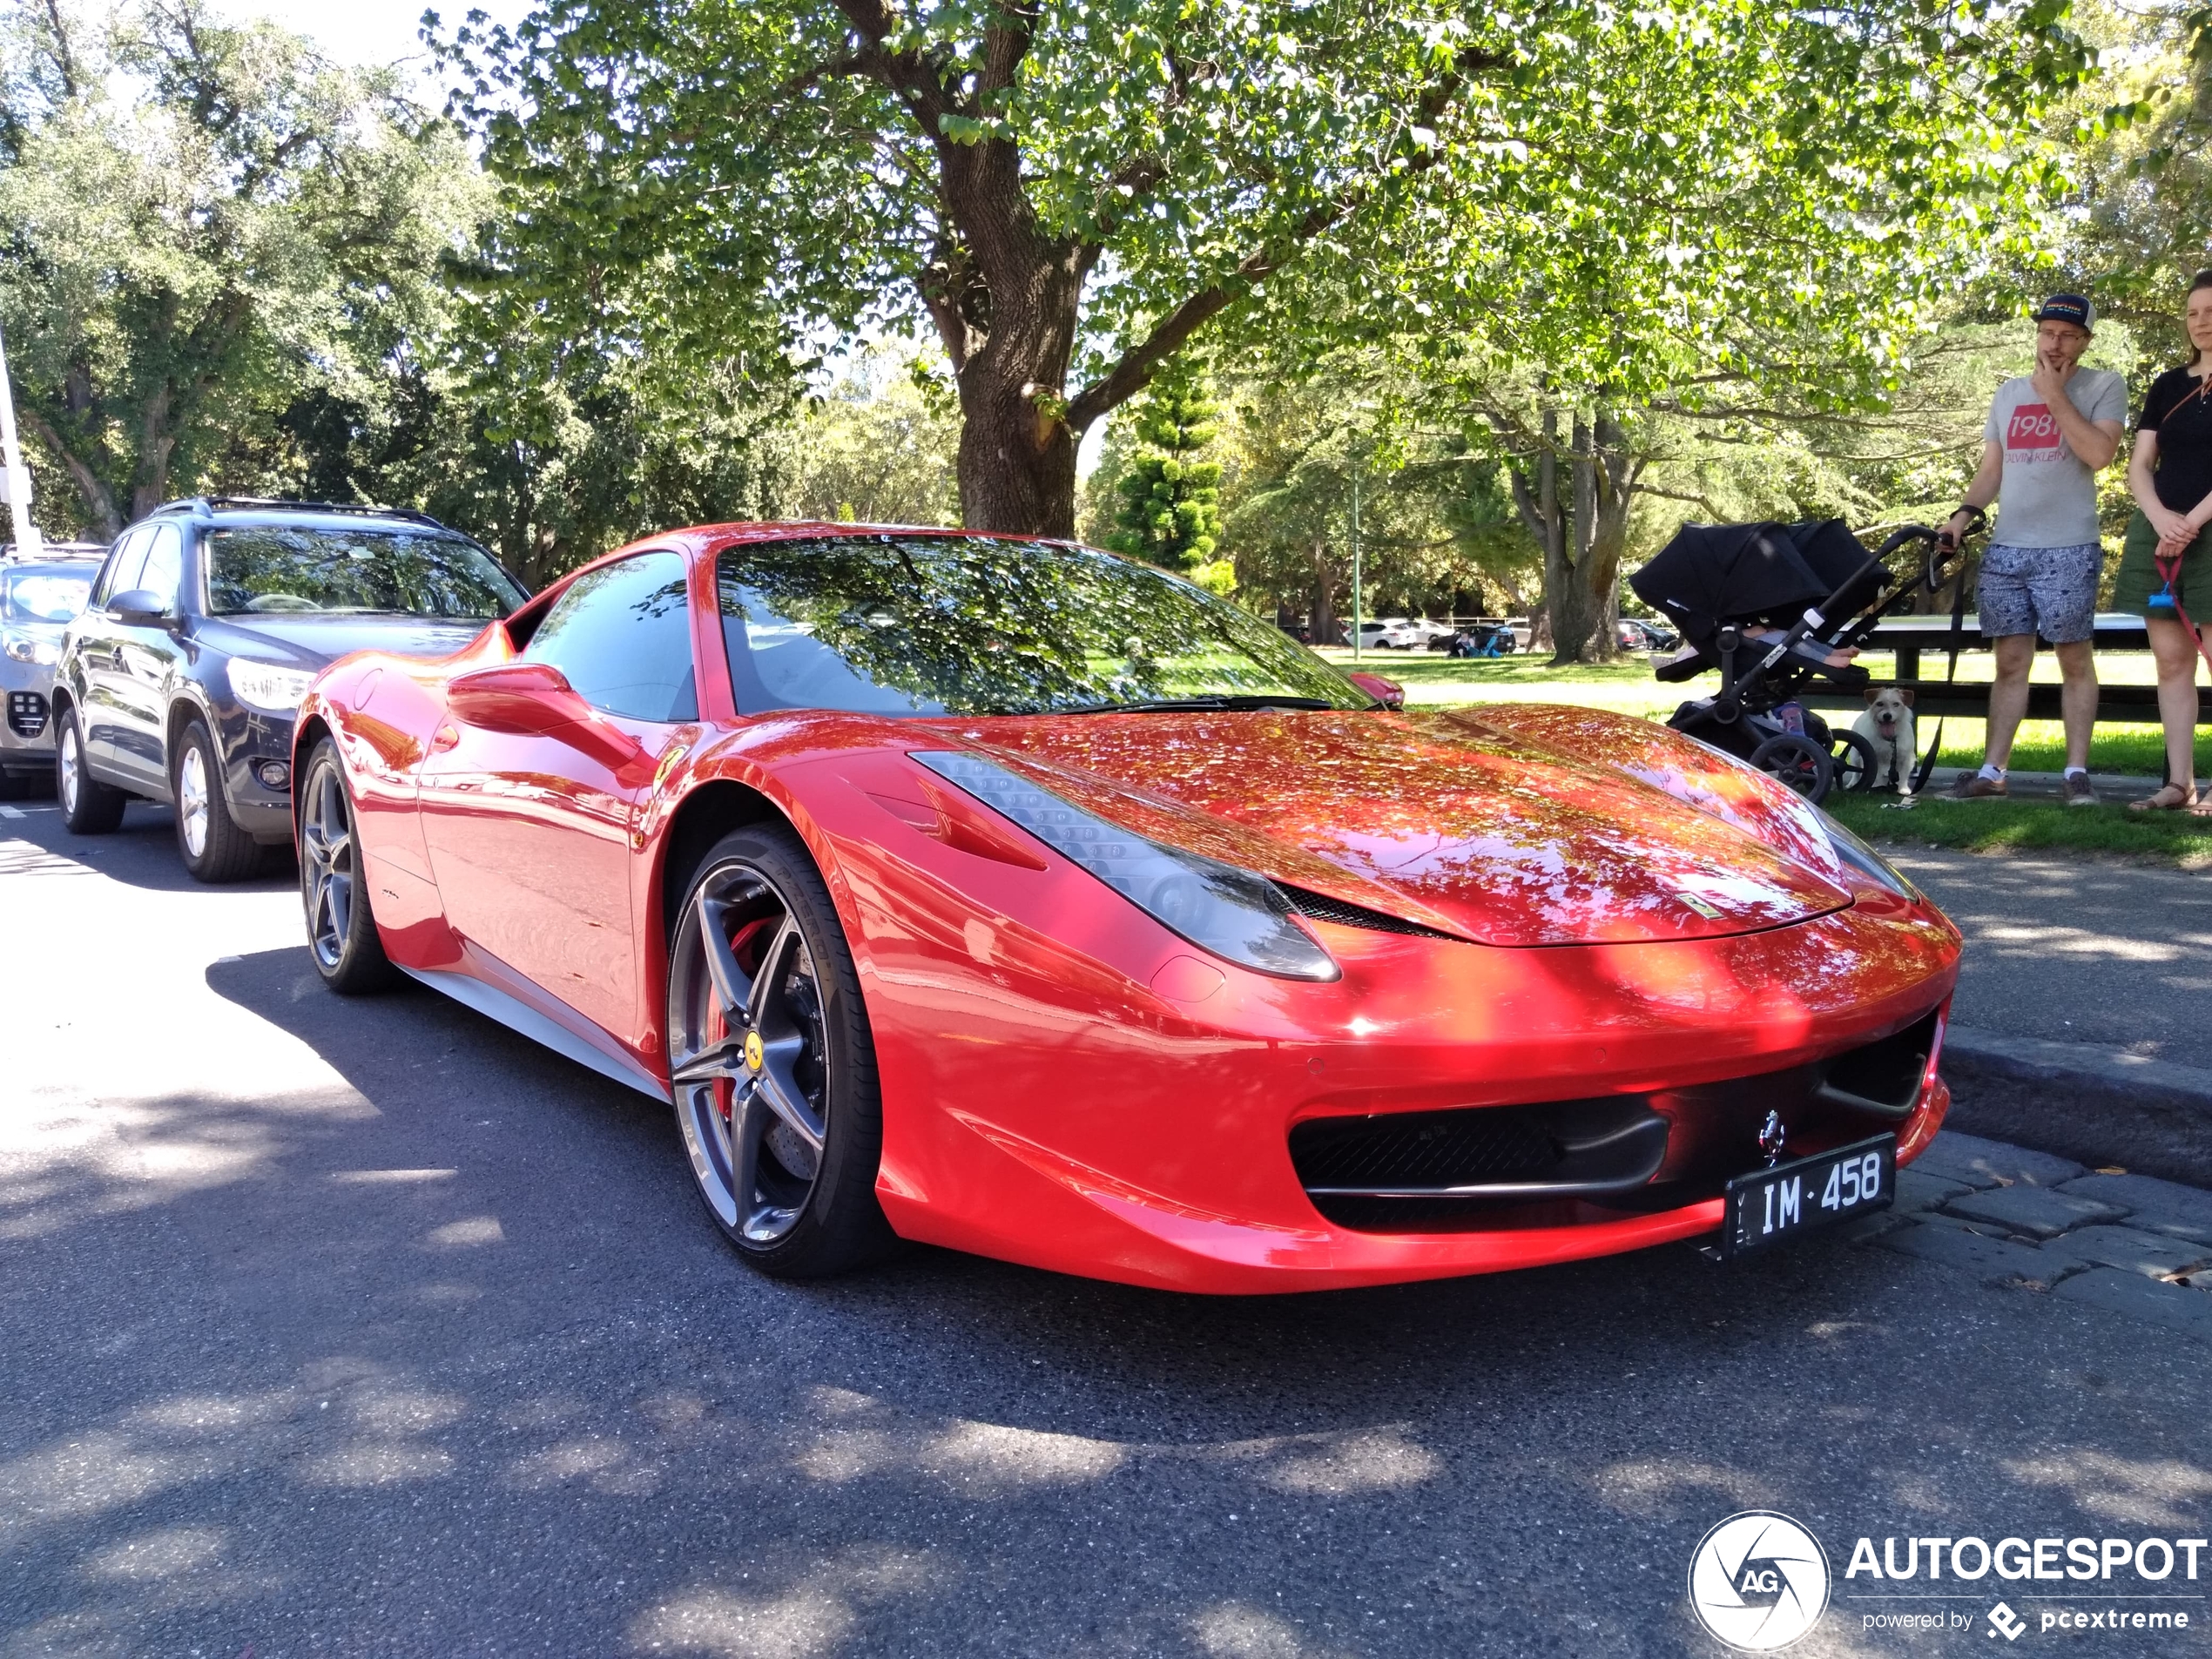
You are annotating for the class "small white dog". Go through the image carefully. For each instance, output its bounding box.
[1851,687,1918,793]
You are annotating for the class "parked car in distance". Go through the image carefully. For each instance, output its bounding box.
[1352,617,1435,650]
[1,543,106,797]
[52,498,527,880]
[1619,617,1680,651]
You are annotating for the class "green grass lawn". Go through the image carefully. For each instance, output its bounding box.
[1826,791,2212,866]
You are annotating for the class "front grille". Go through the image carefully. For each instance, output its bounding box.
[1295,1007,1946,1232]
[1294,1105,1562,1190]
[7,691,47,739]
[1278,883,1463,941]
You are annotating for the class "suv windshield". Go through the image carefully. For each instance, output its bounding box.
[2,564,96,624]
[717,535,1369,716]
[206,526,525,618]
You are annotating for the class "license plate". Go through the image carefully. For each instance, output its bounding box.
[1721,1134,1895,1258]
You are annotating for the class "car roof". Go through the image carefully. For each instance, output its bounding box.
[145,496,459,534]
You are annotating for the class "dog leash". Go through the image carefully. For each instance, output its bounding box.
[1908,527,1973,794]
[2154,545,2212,676]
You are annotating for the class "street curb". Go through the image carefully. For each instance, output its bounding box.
[1939,1025,2212,1189]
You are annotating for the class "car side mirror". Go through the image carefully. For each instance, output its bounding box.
[109,588,172,626]
[1347,671,1405,711]
[447,661,648,774]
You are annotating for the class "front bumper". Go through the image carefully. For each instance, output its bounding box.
[0,657,58,766]
[801,759,1963,1293]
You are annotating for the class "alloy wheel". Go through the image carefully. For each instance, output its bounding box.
[668,861,832,1245]
[58,724,79,815]
[179,743,211,858]
[300,760,354,970]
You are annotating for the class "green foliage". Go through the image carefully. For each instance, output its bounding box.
[1106,362,1221,573]
[435,0,2094,535]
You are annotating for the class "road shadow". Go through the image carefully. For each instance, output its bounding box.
[0,946,2198,1654]
[2,799,295,895]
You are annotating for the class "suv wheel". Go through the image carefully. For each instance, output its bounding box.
[172,717,260,882]
[57,706,125,834]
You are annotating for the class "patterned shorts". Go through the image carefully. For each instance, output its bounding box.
[1976,541,2103,644]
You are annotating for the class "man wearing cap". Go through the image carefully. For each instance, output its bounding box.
[1939,293,2127,805]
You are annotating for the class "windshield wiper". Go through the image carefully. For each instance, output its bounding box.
[1064,695,1337,714]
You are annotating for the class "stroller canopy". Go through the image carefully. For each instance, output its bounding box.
[1629,519,1883,651]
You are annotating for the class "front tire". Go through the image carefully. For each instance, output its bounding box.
[300,740,399,994]
[57,705,125,834]
[666,826,896,1278]
[172,716,260,882]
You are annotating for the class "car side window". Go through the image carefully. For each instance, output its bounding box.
[94,528,151,608]
[135,523,184,610]
[519,550,698,722]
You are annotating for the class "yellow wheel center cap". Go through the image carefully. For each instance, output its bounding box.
[743,1030,765,1072]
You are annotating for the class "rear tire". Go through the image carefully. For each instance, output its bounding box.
[300,740,400,995]
[665,825,897,1278]
[57,706,125,834]
[172,717,260,882]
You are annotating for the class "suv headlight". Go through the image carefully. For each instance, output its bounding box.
[226,658,318,713]
[914,751,1340,981]
[1817,809,1916,898]
[3,630,59,666]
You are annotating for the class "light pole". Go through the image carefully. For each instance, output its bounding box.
[0,316,43,557]
[1349,472,1361,664]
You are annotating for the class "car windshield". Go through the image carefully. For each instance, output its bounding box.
[716,535,1371,717]
[2,565,96,624]
[206,526,525,618]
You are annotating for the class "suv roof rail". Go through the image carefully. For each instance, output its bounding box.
[151,496,447,528]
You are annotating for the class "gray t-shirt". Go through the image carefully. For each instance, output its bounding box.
[1983,368,2128,548]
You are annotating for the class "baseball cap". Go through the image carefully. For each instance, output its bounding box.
[2033,293,2095,331]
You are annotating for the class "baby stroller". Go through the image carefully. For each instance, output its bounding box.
[1629,518,1967,804]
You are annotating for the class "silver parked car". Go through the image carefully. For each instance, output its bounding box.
[1,544,105,797]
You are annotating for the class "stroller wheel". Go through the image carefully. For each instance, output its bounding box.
[1828,730,1879,794]
[1749,733,1835,804]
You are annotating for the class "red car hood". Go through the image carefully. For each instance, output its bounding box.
[942,708,1851,948]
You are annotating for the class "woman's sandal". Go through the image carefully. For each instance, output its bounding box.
[2128,784,2196,813]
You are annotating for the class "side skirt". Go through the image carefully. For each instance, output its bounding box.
[401,963,672,1103]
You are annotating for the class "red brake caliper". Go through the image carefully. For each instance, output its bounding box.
[711,916,776,1121]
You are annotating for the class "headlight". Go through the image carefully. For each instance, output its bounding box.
[226,658,318,713]
[3,631,59,666]
[914,751,1340,981]
[1817,809,1916,898]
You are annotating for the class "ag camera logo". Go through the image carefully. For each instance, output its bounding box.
[1689,1511,1832,1650]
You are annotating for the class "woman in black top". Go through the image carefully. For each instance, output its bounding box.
[2117,270,2212,811]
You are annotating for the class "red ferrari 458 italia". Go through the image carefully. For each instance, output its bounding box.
[291,524,1958,1292]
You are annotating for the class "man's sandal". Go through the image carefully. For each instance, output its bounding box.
[2128,784,2196,813]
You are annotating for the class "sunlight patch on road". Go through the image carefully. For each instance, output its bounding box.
[627,1545,941,1659]
[423,1215,505,1247]
[1254,1427,1440,1495]
[1590,1455,1766,1517]
[1190,1602,1359,1658]
[80,1524,229,1582]
[2004,1449,2212,1530]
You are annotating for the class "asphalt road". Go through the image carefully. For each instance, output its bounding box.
[3,800,2209,1657]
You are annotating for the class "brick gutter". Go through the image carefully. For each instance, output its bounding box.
[1939,1025,2212,1188]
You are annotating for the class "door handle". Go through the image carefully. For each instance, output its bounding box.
[431,725,460,752]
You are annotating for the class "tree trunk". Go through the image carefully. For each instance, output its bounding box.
[1309,533,1337,644]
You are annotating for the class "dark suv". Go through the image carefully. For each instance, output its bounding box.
[53,498,527,880]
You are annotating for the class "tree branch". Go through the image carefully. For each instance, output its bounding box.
[19,409,120,539]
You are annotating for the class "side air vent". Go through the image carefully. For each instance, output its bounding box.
[1278,883,1463,941]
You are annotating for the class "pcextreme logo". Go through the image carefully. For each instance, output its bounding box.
[1687,1511,1832,1651]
